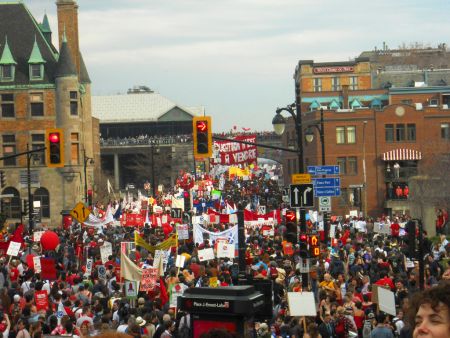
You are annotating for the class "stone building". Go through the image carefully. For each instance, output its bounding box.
[0,0,97,227]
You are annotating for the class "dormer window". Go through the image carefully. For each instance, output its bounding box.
[30,64,43,80]
[28,37,46,81]
[0,37,17,82]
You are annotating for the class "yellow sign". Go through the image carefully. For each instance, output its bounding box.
[70,202,91,223]
[291,173,311,184]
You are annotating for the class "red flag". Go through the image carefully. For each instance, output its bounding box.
[10,224,24,243]
[159,277,169,306]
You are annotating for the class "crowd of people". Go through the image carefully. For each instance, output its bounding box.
[0,166,449,338]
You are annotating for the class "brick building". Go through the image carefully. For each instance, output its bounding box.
[281,48,450,234]
[0,0,97,227]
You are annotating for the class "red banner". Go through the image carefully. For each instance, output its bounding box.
[40,258,57,280]
[213,135,257,166]
[35,290,49,311]
[121,213,144,227]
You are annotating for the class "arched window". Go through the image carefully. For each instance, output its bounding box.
[1,187,21,218]
[33,187,50,218]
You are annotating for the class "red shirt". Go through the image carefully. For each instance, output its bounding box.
[391,223,400,237]
[9,267,19,282]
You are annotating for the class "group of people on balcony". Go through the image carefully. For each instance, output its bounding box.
[387,183,409,200]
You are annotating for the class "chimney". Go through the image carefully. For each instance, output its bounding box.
[56,0,80,75]
[342,85,349,109]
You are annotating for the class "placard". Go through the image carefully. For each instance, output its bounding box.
[217,242,235,259]
[125,281,138,299]
[287,292,316,316]
[374,222,391,235]
[140,268,158,291]
[33,231,45,242]
[85,259,93,276]
[177,224,189,240]
[7,241,21,256]
[198,248,215,262]
[377,285,396,316]
[329,223,336,238]
[98,265,107,279]
[175,255,186,268]
[100,242,113,264]
[35,290,49,311]
[33,256,41,273]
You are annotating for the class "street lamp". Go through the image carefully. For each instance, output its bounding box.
[83,149,94,206]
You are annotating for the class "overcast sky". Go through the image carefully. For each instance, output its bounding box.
[24,0,450,132]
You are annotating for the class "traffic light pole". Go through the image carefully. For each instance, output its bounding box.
[0,146,46,232]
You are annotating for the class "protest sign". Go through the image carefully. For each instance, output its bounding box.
[35,290,49,312]
[100,242,113,264]
[33,231,44,242]
[198,248,215,262]
[7,241,21,257]
[176,224,189,240]
[287,292,316,316]
[125,281,138,299]
[33,256,41,273]
[86,259,93,276]
[140,268,158,291]
[175,255,186,268]
[217,242,235,259]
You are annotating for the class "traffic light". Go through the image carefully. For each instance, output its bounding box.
[192,116,212,158]
[299,234,309,258]
[0,171,5,189]
[285,209,297,244]
[45,128,64,167]
[309,235,320,258]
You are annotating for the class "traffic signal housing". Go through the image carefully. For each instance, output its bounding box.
[285,209,297,244]
[299,234,309,258]
[192,116,212,158]
[45,128,64,167]
[0,171,5,188]
[309,235,320,258]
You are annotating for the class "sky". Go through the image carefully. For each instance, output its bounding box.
[24,0,450,132]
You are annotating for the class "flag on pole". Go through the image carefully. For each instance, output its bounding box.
[120,250,143,282]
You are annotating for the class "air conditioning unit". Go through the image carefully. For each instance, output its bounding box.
[415,103,423,110]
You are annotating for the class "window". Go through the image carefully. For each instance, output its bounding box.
[396,124,405,141]
[0,65,13,81]
[33,187,50,218]
[313,78,322,92]
[407,124,416,141]
[336,126,356,144]
[347,157,358,174]
[347,126,356,144]
[0,93,14,118]
[349,76,358,90]
[401,99,412,105]
[70,91,78,115]
[71,133,80,164]
[336,127,345,144]
[337,157,346,174]
[385,124,394,142]
[31,134,46,165]
[0,187,21,218]
[441,123,450,139]
[332,77,341,91]
[30,93,44,116]
[429,99,439,106]
[29,64,43,80]
[2,135,16,166]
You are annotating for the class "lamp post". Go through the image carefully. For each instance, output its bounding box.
[26,144,34,232]
[83,149,94,206]
[304,108,329,242]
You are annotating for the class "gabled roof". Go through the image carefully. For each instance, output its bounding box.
[0,37,16,65]
[0,2,58,85]
[92,92,204,123]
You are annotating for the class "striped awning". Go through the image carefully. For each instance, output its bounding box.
[383,148,422,161]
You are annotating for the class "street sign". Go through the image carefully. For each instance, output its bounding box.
[170,208,182,219]
[319,196,331,212]
[307,165,340,176]
[290,184,314,208]
[315,187,341,197]
[291,173,311,184]
[70,202,91,223]
[313,177,340,188]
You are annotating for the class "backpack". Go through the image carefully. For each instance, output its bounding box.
[362,320,372,338]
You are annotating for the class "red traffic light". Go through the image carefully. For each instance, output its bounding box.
[286,210,296,222]
[183,191,189,198]
[299,234,307,242]
[196,121,208,132]
[49,133,60,143]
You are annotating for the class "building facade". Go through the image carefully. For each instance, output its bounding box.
[281,49,450,234]
[0,0,96,227]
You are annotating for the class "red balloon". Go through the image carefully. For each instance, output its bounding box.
[40,231,60,251]
[26,254,36,269]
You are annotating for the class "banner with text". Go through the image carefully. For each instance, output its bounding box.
[213,135,257,166]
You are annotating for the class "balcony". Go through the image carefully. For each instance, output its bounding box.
[385,166,418,182]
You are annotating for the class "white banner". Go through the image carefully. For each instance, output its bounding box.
[83,205,114,227]
[193,223,238,248]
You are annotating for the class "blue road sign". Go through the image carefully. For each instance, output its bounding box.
[314,187,341,197]
[313,177,340,188]
[307,165,340,176]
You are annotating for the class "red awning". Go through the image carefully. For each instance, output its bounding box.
[383,148,422,161]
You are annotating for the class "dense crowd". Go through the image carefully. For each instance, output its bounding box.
[0,167,449,338]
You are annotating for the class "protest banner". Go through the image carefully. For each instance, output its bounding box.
[35,290,49,311]
[212,135,257,166]
[140,268,158,291]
